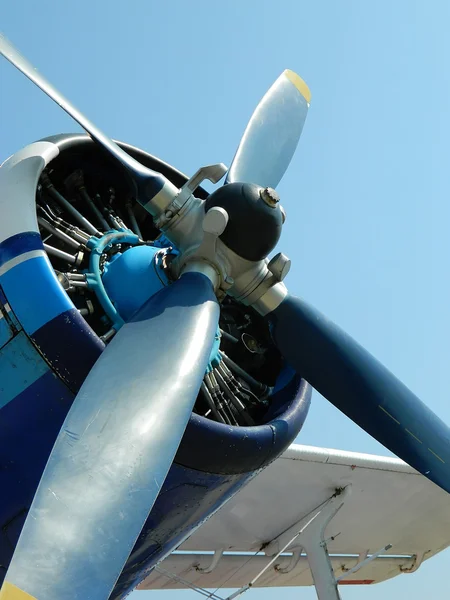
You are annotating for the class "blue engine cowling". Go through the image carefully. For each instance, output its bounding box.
[0,134,312,598]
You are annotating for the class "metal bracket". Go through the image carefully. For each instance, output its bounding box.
[239,253,290,311]
[195,548,225,574]
[400,551,425,574]
[264,487,351,600]
[337,544,392,582]
[179,206,231,293]
[155,163,227,229]
[275,547,304,574]
[221,489,352,600]
[265,487,350,556]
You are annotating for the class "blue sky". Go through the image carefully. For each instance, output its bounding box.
[2,1,450,598]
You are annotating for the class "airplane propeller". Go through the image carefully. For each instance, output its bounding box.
[0,32,179,216]
[1,29,450,600]
[268,294,450,493]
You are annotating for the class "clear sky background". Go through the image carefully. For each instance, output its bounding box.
[1,1,450,599]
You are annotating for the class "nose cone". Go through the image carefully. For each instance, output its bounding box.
[205,182,283,262]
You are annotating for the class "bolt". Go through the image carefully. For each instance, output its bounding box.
[259,187,280,208]
[268,252,291,281]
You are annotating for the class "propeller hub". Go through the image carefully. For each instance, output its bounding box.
[205,182,283,262]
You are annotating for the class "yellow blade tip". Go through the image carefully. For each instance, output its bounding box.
[284,69,311,104]
[0,583,37,600]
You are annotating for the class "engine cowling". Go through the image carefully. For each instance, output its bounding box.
[0,134,312,597]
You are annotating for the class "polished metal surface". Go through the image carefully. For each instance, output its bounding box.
[0,33,179,213]
[226,70,310,188]
[252,281,288,316]
[4,273,219,600]
[154,163,227,229]
[0,141,59,242]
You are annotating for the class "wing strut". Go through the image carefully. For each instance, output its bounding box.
[226,488,352,600]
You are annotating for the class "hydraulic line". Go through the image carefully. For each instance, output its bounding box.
[93,193,122,230]
[41,173,101,237]
[219,362,270,406]
[219,329,239,344]
[87,230,139,329]
[38,216,82,250]
[218,362,263,407]
[78,186,109,230]
[205,373,232,425]
[214,368,254,426]
[219,352,267,396]
[44,243,79,265]
[126,199,143,238]
[200,382,225,423]
[38,203,91,244]
[209,371,238,426]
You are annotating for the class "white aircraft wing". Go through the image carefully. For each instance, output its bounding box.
[138,444,450,593]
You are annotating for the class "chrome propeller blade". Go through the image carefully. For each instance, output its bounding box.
[226,69,310,188]
[3,272,219,600]
[0,32,175,206]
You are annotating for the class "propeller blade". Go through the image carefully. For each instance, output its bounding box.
[3,272,219,600]
[0,33,175,205]
[226,69,310,188]
[269,294,450,494]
